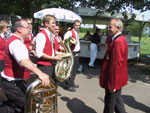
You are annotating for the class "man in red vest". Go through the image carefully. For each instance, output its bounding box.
[100,18,128,113]
[63,20,81,92]
[53,25,62,52]
[0,19,50,113]
[0,20,10,72]
[24,18,33,52]
[35,15,62,84]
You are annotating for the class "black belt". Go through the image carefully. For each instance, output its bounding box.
[73,51,79,54]
[1,77,25,85]
[73,51,79,56]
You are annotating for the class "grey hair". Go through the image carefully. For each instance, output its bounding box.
[11,19,27,33]
[113,18,124,32]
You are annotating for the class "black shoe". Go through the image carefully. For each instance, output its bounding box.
[65,86,76,92]
[57,92,61,96]
[72,84,79,88]
[88,65,94,68]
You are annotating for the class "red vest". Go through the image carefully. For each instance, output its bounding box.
[4,35,30,79]
[70,29,77,51]
[24,33,33,51]
[54,35,62,51]
[0,35,6,60]
[36,30,53,66]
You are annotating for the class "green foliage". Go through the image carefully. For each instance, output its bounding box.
[0,0,75,17]
[131,36,150,56]
[125,22,140,36]
[79,28,94,38]
[1,0,150,18]
[79,28,106,38]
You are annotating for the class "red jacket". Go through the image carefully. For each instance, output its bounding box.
[0,35,6,60]
[54,35,62,51]
[100,35,128,90]
[4,35,30,79]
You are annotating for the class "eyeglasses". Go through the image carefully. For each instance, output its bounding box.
[19,26,30,29]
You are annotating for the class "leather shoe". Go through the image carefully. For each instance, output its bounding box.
[65,86,76,92]
[72,84,79,88]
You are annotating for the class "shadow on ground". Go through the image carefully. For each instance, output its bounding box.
[79,57,101,79]
[61,96,97,113]
[127,57,150,84]
[122,95,150,113]
[79,57,150,84]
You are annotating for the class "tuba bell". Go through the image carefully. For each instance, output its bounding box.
[55,37,77,82]
[25,78,57,113]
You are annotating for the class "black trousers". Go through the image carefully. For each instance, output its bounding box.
[51,62,59,87]
[37,64,53,77]
[103,88,126,113]
[0,77,27,113]
[37,64,58,85]
[0,60,4,72]
[0,60,4,84]
[65,52,79,87]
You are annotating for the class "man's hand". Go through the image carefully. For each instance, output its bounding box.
[38,73,50,87]
[109,88,116,93]
[20,59,50,87]
[55,55,62,61]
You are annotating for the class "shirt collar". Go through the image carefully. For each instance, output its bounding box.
[112,32,122,41]
[0,33,5,38]
[13,33,24,42]
[73,28,78,33]
[44,28,52,36]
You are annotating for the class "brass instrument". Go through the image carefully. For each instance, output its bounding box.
[55,37,77,82]
[25,78,57,113]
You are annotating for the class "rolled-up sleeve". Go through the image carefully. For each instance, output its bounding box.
[9,40,29,66]
[35,33,46,58]
[64,31,72,40]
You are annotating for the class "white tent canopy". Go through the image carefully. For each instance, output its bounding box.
[34,8,82,23]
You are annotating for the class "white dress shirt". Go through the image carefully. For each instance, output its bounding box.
[64,29,80,52]
[112,32,122,41]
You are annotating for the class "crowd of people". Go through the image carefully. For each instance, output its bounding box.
[0,15,81,112]
[0,16,128,113]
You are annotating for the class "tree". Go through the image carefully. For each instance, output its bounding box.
[0,0,75,17]
[0,0,149,18]
[76,0,150,13]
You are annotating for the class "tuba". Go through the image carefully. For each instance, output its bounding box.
[55,37,77,82]
[25,78,57,113]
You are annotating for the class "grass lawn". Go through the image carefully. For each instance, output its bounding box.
[131,36,150,56]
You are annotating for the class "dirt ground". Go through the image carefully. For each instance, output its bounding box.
[57,57,150,113]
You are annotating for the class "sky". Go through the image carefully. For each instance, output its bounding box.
[121,5,150,21]
[133,10,150,21]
